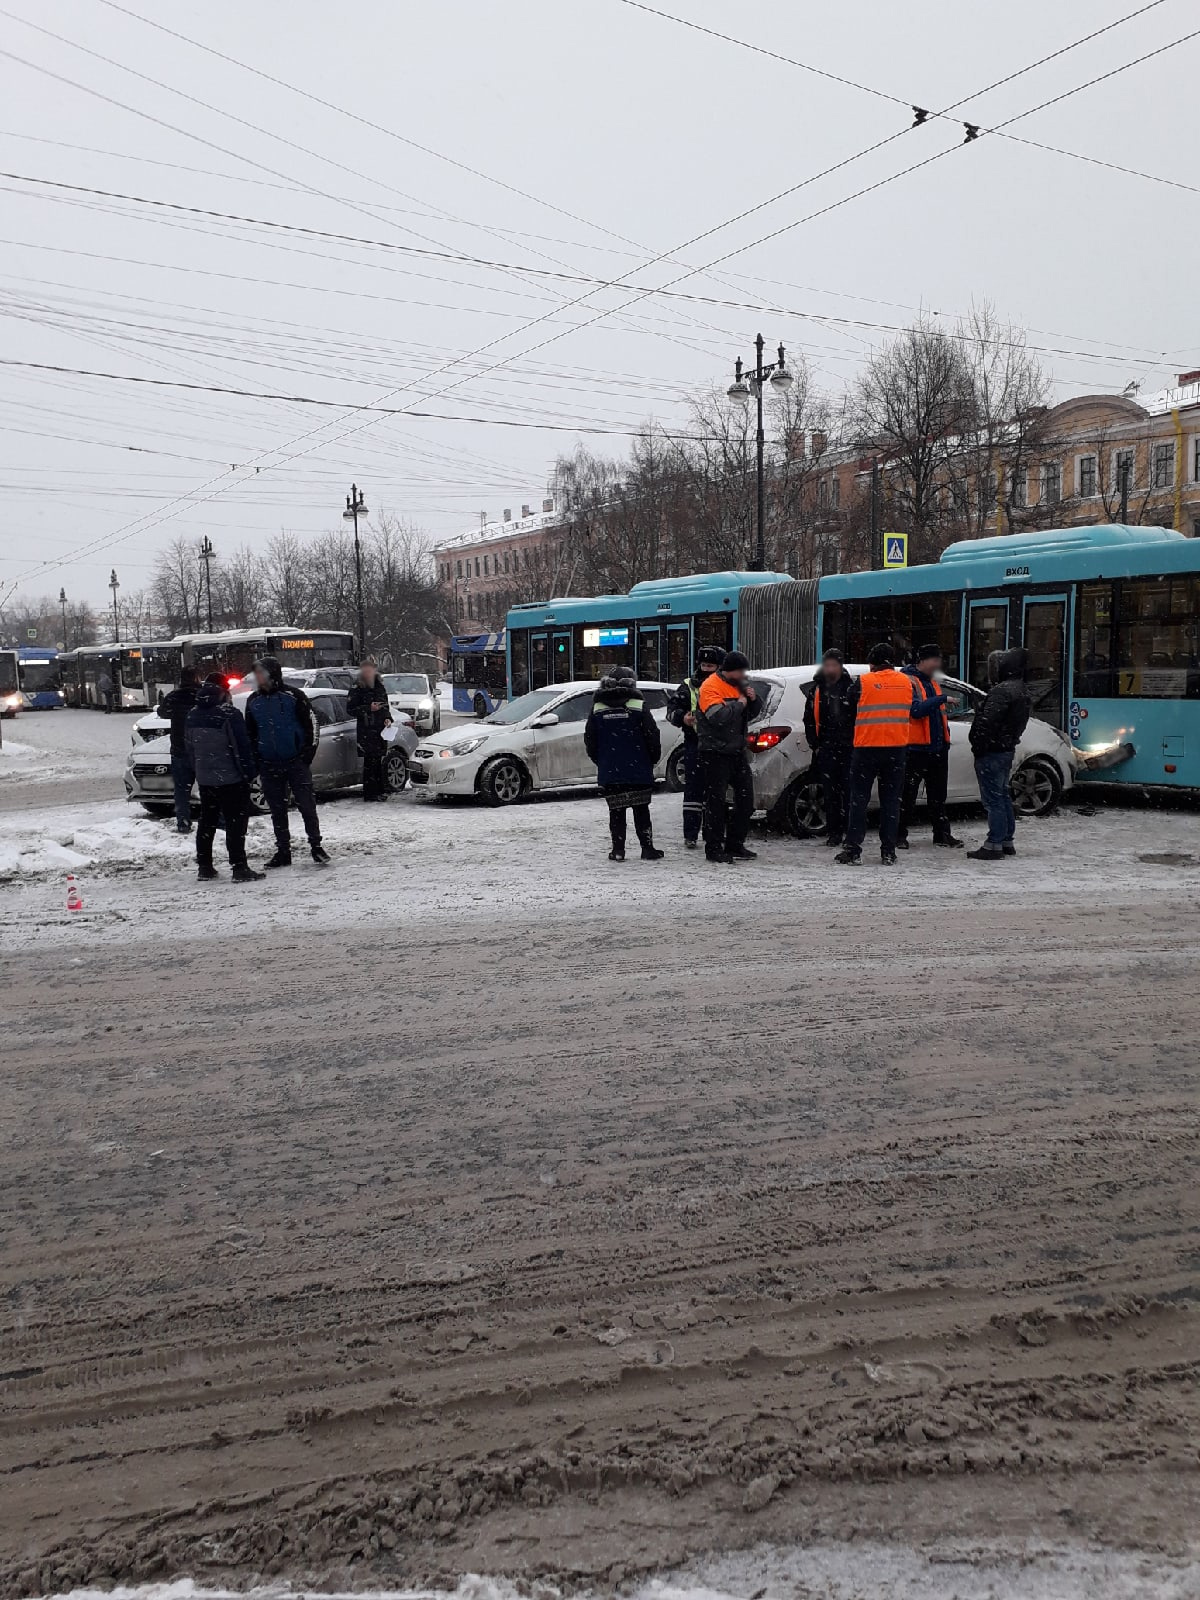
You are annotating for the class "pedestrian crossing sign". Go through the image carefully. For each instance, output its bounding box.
[883,532,908,569]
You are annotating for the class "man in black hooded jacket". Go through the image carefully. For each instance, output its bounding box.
[968,648,1030,861]
[158,666,199,833]
[245,656,328,867]
[346,659,394,801]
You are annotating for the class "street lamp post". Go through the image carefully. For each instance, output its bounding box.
[199,535,216,632]
[343,483,368,654]
[726,333,794,571]
[59,587,68,649]
[109,568,120,643]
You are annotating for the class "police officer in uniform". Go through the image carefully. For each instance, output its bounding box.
[835,643,921,866]
[667,645,726,848]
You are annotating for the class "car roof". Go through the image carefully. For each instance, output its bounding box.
[544,679,674,693]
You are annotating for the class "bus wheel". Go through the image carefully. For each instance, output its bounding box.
[665,745,686,792]
[782,772,825,837]
[479,755,526,806]
[1011,755,1062,817]
[384,750,409,792]
[473,692,488,718]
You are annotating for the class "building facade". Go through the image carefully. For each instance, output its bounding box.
[432,501,567,630]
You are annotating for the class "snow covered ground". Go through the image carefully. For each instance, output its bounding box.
[2,753,1198,945]
[33,1542,1200,1599]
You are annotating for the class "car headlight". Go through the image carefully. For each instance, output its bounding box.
[441,736,488,756]
[418,698,433,710]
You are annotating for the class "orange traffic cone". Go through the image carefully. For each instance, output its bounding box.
[66,874,83,912]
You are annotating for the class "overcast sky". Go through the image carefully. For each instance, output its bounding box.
[0,0,1196,612]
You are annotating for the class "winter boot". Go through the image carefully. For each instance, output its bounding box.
[176,819,192,834]
[197,862,218,881]
[880,849,898,866]
[311,844,330,865]
[640,842,665,861]
[967,846,1004,862]
[1002,842,1016,856]
[934,833,965,848]
[232,864,266,883]
[264,849,292,869]
[729,845,757,861]
[608,848,625,862]
[895,837,910,850]
[833,847,861,865]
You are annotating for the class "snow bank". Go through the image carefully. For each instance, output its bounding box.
[0,810,189,879]
[32,1541,1200,1599]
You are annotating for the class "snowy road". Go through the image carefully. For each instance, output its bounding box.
[1,723,1199,1596]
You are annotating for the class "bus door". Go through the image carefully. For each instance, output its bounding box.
[1021,594,1068,728]
[638,624,662,681]
[666,623,690,683]
[965,599,1010,691]
[530,632,550,689]
[552,630,572,684]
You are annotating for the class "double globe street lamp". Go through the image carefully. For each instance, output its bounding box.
[727,334,793,571]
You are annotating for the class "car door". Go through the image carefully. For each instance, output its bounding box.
[308,693,355,789]
[941,679,981,801]
[530,691,593,786]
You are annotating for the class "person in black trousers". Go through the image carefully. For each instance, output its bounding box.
[802,648,856,846]
[158,666,200,833]
[898,644,963,849]
[346,659,394,801]
[697,650,759,862]
[184,674,265,882]
[584,666,664,861]
[666,645,726,848]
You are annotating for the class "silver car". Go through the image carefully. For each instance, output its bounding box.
[124,688,419,814]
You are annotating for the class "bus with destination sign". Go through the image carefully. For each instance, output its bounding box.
[506,526,1200,794]
[64,628,356,707]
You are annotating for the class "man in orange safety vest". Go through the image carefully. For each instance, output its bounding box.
[834,642,922,867]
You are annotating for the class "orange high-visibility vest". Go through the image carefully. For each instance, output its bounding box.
[905,671,951,747]
[853,669,914,748]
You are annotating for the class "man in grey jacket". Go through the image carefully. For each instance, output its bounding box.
[184,674,265,882]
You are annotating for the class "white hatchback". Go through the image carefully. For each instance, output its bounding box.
[742,664,1078,836]
[409,680,682,805]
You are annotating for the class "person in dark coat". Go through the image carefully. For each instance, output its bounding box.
[802,648,856,846]
[968,648,1030,861]
[898,644,963,849]
[245,655,329,867]
[97,667,114,714]
[184,674,265,882]
[666,645,726,847]
[346,659,394,802]
[584,666,664,861]
[158,666,200,833]
[696,650,758,862]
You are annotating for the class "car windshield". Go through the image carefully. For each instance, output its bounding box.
[383,674,427,694]
[484,689,561,725]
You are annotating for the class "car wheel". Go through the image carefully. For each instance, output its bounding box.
[782,771,825,837]
[247,775,269,815]
[665,744,686,792]
[384,749,409,792]
[479,755,526,806]
[1011,754,1062,817]
[472,692,488,718]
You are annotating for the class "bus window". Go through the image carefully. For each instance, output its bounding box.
[552,631,572,684]
[530,633,550,689]
[837,596,961,672]
[967,604,1009,691]
[694,613,733,651]
[666,625,690,682]
[637,626,662,680]
[510,630,529,696]
[1074,582,1114,696]
[1114,576,1200,698]
[572,622,633,682]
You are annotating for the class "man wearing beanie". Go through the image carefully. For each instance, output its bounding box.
[697,649,758,863]
[835,641,922,867]
[667,644,726,848]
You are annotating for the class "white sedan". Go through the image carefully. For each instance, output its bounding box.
[738,664,1078,836]
[409,680,682,805]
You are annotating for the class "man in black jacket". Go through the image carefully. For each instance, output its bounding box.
[346,659,394,802]
[697,650,759,863]
[968,648,1030,861]
[158,666,199,833]
[245,657,329,867]
[184,675,265,883]
[584,666,664,861]
[802,648,856,846]
[666,645,725,847]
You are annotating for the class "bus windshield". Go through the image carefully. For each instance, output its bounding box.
[484,688,560,724]
[20,659,60,693]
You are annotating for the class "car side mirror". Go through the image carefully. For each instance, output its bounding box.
[531,712,559,728]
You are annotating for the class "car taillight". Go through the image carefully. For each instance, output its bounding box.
[226,675,241,688]
[746,724,791,752]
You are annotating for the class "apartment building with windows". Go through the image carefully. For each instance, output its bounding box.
[432,501,563,628]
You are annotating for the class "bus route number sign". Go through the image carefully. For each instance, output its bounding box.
[883,533,908,569]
